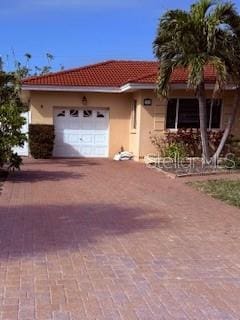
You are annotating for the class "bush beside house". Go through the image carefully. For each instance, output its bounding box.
[29,124,55,159]
[150,129,236,159]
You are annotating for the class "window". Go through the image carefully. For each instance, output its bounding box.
[178,99,199,128]
[83,110,92,117]
[207,99,222,129]
[70,109,79,117]
[166,99,177,129]
[132,100,137,129]
[166,98,222,129]
[57,110,65,117]
[97,111,105,118]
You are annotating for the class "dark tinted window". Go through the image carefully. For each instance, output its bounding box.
[207,99,221,129]
[166,98,221,129]
[178,99,199,128]
[166,99,177,129]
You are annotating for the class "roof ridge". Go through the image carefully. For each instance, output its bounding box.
[22,59,158,82]
[22,60,117,82]
[108,59,157,63]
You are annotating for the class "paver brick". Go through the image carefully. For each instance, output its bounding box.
[0,158,240,319]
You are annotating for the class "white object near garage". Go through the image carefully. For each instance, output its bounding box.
[53,108,109,157]
[13,112,30,156]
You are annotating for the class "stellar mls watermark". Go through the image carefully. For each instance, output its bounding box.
[145,153,237,170]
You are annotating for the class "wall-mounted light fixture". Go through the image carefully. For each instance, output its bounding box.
[82,96,88,106]
[144,98,152,106]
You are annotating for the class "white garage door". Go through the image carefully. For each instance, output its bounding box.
[13,112,29,156]
[53,108,109,157]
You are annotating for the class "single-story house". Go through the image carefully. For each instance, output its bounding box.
[21,60,240,160]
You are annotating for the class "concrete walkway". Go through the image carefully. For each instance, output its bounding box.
[0,159,240,320]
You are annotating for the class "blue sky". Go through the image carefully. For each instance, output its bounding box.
[1,0,240,72]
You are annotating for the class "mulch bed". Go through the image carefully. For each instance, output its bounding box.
[149,159,238,178]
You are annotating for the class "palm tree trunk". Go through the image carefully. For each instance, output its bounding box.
[212,87,240,164]
[197,81,210,164]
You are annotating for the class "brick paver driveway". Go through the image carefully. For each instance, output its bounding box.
[1,159,240,320]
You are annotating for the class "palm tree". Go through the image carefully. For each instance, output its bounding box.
[153,0,240,164]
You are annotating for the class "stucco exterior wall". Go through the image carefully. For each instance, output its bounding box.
[29,91,132,157]
[137,89,240,159]
[137,90,167,158]
[27,88,240,160]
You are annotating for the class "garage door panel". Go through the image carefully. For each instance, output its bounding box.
[80,146,93,156]
[81,122,95,130]
[95,123,107,130]
[68,134,81,144]
[93,147,108,157]
[53,108,109,157]
[54,146,78,158]
[81,135,94,144]
[54,131,65,143]
[94,134,107,144]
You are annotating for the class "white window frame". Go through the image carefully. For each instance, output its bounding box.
[165,97,223,131]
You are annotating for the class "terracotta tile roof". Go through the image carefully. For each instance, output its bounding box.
[22,60,216,87]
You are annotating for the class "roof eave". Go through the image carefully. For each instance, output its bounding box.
[22,83,157,93]
[22,85,122,93]
[22,82,236,93]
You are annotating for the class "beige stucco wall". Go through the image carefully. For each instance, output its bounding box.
[29,91,132,157]
[26,88,240,160]
[136,89,240,159]
[138,90,166,158]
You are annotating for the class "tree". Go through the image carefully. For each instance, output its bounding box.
[9,52,56,77]
[32,53,55,75]
[0,52,60,170]
[153,0,240,164]
[0,69,27,170]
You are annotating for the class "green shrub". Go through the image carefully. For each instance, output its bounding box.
[229,139,240,157]
[164,142,187,160]
[29,124,55,159]
[150,129,233,158]
[222,154,240,169]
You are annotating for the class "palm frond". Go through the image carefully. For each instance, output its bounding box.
[153,0,240,96]
[190,0,215,19]
[157,61,174,97]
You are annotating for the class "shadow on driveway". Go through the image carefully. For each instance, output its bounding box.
[0,203,170,260]
[22,158,102,167]
[7,169,84,183]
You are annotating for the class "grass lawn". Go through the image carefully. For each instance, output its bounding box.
[190,179,240,208]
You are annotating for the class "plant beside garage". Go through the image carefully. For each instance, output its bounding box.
[0,66,27,170]
[29,124,55,159]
